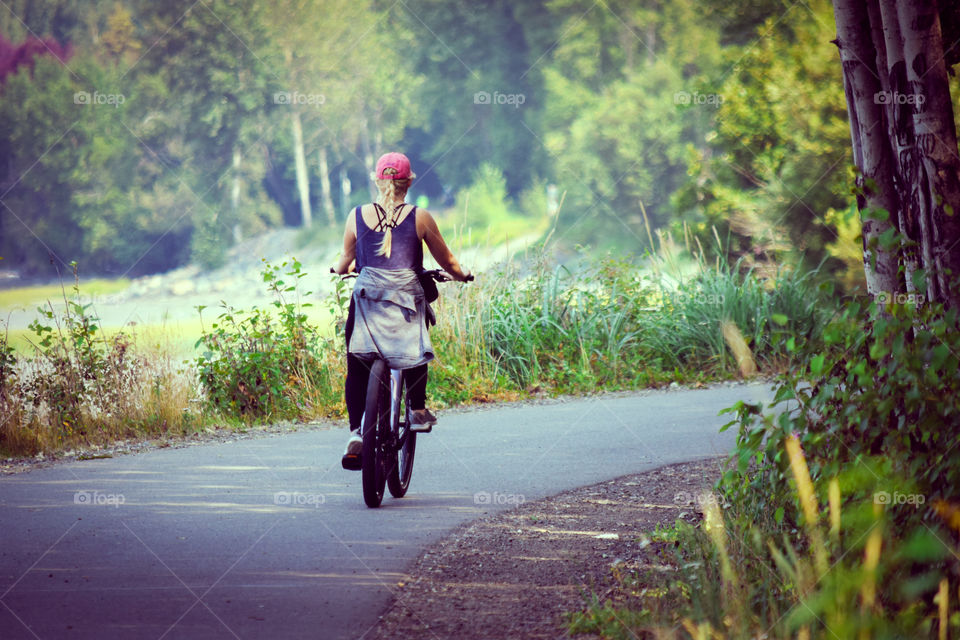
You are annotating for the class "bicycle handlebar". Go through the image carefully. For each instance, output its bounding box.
[420,269,474,283]
[332,268,472,283]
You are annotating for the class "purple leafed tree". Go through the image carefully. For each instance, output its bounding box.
[0,33,72,84]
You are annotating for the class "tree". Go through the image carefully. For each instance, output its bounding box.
[262,0,420,227]
[831,0,960,308]
[398,0,549,197]
[538,0,725,250]
[673,0,853,273]
[137,0,283,267]
[0,41,81,277]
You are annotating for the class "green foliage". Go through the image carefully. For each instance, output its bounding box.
[706,297,960,635]
[673,0,853,271]
[4,0,924,282]
[723,295,960,526]
[475,254,826,391]
[455,163,515,227]
[478,257,658,390]
[194,259,343,420]
[641,259,826,373]
[572,297,960,638]
[567,596,652,639]
[543,0,725,244]
[397,0,549,196]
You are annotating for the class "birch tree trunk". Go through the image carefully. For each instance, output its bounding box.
[360,116,378,202]
[291,109,313,228]
[317,146,336,226]
[896,0,960,308]
[231,146,242,243]
[878,0,921,294]
[832,0,901,297]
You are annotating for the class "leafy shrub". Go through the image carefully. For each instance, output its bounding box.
[564,291,960,638]
[194,259,345,420]
[723,295,960,527]
[454,163,516,227]
[476,255,827,390]
[705,297,960,636]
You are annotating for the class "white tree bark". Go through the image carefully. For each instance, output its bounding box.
[896,0,960,308]
[317,146,336,226]
[231,146,242,243]
[360,115,378,202]
[878,0,920,294]
[291,109,313,228]
[832,0,901,297]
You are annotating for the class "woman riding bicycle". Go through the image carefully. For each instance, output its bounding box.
[332,152,471,461]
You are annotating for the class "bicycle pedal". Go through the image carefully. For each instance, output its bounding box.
[409,424,432,433]
[341,453,361,471]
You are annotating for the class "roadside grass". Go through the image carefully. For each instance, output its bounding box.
[2,250,829,458]
[564,297,960,639]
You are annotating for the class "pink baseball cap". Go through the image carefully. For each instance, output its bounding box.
[375,152,415,180]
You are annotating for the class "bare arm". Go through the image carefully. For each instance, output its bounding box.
[333,210,357,274]
[417,209,470,281]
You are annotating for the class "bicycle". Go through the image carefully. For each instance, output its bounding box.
[339,269,471,508]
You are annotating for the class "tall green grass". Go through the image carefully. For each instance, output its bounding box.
[463,254,827,393]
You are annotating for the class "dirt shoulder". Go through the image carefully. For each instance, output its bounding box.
[371,457,724,640]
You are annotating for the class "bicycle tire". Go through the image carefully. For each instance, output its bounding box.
[387,375,416,498]
[361,359,390,508]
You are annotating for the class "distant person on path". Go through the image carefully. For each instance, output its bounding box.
[332,152,470,460]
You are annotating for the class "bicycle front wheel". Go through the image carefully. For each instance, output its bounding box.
[361,359,390,508]
[387,373,416,498]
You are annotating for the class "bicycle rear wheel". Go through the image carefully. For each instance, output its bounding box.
[387,373,416,498]
[361,359,390,508]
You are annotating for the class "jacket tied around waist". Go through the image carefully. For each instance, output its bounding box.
[347,266,434,370]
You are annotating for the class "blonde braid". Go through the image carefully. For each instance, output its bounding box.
[374,169,411,258]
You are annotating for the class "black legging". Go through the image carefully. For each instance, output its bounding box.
[344,298,428,430]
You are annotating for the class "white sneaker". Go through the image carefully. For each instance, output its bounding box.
[344,429,362,456]
[341,429,363,470]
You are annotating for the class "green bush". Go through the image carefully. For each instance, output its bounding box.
[455,163,516,227]
[723,295,960,527]
[477,255,827,390]
[682,295,960,637]
[195,259,344,420]
[478,257,659,390]
[564,291,960,639]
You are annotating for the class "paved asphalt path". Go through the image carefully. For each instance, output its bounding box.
[0,384,771,640]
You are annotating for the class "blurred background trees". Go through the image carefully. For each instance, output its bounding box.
[1,0,957,290]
